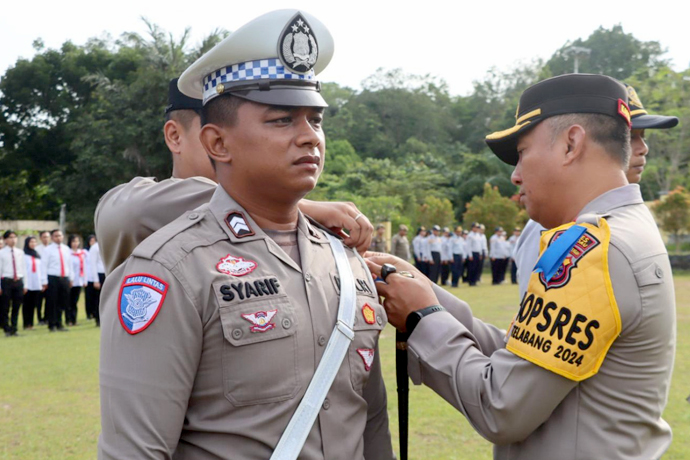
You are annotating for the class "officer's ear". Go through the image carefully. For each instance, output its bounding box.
[163,120,183,155]
[562,124,586,166]
[200,124,232,165]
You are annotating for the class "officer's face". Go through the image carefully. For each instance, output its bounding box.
[512,122,563,228]
[40,233,50,245]
[627,129,648,184]
[52,232,63,244]
[219,101,325,198]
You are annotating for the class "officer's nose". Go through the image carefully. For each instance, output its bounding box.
[295,113,322,149]
[511,162,522,186]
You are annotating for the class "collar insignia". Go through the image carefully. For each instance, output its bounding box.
[216,254,257,277]
[242,309,278,333]
[226,212,255,238]
[362,303,376,325]
[357,348,375,371]
[118,273,169,335]
[278,13,318,74]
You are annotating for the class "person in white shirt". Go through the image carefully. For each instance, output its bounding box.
[35,230,52,325]
[22,236,44,330]
[450,226,466,287]
[466,223,483,286]
[412,227,427,276]
[88,238,105,327]
[508,227,521,285]
[42,230,72,332]
[0,231,27,336]
[67,235,88,326]
[489,227,504,285]
[84,235,98,320]
[440,227,454,286]
[478,224,488,283]
[427,225,443,284]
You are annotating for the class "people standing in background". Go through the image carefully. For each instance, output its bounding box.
[42,230,72,332]
[390,224,410,261]
[466,223,482,286]
[427,225,443,284]
[67,235,87,326]
[508,227,521,285]
[440,227,453,286]
[478,224,488,283]
[412,227,427,274]
[88,237,105,327]
[489,227,504,285]
[22,236,43,330]
[0,231,26,336]
[84,235,97,320]
[370,224,387,253]
[35,230,52,325]
[451,226,466,288]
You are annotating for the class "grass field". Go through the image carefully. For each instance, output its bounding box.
[1,276,688,459]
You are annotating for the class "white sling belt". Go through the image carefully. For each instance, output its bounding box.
[270,233,358,460]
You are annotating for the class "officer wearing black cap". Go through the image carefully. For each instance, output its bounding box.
[367,73,676,459]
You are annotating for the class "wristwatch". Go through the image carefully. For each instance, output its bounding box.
[405,305,446,334]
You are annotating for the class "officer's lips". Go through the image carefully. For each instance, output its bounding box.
[293,155,321,170]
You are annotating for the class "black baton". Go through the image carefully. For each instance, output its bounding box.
[395,330,410,460]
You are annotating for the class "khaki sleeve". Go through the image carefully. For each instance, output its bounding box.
[431,284,507,356]
[407,311,576,445]
[98,258,203,459]
[95,177,215,275]
[362,342,396,460]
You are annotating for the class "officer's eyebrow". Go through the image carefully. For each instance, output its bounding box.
[265,106,325,114]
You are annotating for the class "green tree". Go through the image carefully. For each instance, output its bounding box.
[463,183,519,232]
[652,186,690,253]
[416,196,454,229]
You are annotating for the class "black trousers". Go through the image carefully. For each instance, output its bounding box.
[46,275,70,329]
[92,273,105,325]
[511,259,518,284]
[1,278,24,333]
[23,290,41,328]
[68,286,82,324]
[440,261,451,285]
[429,251,441,284]
[37,290,46,322]
[468,252,481,286]
[85,282,95,319]
[451,254,464,287]
[497,258,509,284]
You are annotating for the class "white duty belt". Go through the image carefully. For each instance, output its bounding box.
[270,233,358,460]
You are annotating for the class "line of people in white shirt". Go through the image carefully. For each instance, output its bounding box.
[411,223,522,287]
[0,229,105,336]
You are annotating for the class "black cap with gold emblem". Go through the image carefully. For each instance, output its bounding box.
[485,74,631,165]
[625,83,679,130]
[178,9,333,108]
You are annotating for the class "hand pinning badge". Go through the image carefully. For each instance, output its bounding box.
[379,263,414,283]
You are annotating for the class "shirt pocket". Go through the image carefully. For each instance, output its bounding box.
[215,286,301,406]
[348,298,386,392]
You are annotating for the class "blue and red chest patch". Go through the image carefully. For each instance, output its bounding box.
[118,273,169,335]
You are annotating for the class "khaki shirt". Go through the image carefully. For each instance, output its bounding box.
[95,176,217,275]
[98,185,395,460]
[390,234,410,261]
[417,185,675,460]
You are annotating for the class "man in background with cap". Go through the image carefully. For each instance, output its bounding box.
[98,10,394,460]
[95,79,374,276]
[513,83,680,298]
[390,224,410,261]
[369,223,387,253]
[367,73,675,459]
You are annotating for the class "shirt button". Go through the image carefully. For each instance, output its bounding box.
[282,318,292,329]
[376,315,383,326]
[655,267,663,278]
[305,273,312,282]
[232,328,243,339]
[318,335,326,346]
[322,399,330,410]
[188,213,199,220]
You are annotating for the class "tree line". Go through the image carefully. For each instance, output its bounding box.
[0,23,688,234]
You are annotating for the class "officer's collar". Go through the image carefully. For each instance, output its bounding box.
[209,185,327,245]
[577,184,643,218]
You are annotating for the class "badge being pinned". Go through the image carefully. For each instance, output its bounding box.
[357,348,375,371]
[362,304,376,325]
[118,273,169,335]
[217,254,257,277]
[242,309,278,333]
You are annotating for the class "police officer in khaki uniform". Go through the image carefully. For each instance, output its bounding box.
[367,74,675,460]
[95,82,374,275]
[98,10,394,460]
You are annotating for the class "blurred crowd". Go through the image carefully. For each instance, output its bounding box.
[0,229,105,337]
[370,223,521,288]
